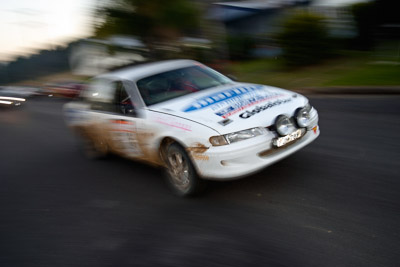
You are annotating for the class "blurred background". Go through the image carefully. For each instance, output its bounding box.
[0,0,399,95]
[1,2,400,266]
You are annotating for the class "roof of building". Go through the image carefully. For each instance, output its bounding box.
[208,0,310,21]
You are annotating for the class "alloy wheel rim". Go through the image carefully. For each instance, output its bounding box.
[168,151,190,191]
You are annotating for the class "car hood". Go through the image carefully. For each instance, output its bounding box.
[148,82,308,134]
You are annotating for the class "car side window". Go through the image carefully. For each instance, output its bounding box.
[113,81,136,116]
[81,79,115,112]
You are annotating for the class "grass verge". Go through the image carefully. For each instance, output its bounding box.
[229,49,400,90]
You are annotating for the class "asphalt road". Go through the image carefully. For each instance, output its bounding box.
[1,95,399,267]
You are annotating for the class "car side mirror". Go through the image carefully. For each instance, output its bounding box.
[126,107,136,116]
[121,103,136,116]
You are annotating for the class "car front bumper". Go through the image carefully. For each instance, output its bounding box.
[190,124,320,180]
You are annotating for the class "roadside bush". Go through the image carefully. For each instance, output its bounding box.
[277,12,332,67]
[226,35,256,60]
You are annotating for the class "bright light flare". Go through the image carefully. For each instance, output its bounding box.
[0,100,13,105]
[0,96,26,102]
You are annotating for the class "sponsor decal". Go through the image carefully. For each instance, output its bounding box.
[183,85,278,113]
[111,120,133,125]
[239,98,292,119]
[214,94,283,118]
[109,119,143,156]
[155,117,192,131]
[111,120,136,133]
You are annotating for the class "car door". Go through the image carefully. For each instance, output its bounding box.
[105,80,145,159]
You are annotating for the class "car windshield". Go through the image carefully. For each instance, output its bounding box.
[136,65,232,106]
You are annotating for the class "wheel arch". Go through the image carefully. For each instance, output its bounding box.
[158,136,188,165]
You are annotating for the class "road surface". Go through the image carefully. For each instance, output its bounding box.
[1,95,399,267]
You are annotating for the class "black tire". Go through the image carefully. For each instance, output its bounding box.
[164,143,206,197]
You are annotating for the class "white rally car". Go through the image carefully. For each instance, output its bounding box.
[64,60,319,196]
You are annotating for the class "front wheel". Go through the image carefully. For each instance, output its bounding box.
[165,143,205,197]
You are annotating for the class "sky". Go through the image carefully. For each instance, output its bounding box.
[0,0,96,62]
[0,0,369,62]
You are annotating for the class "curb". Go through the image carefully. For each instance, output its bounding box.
[295,86,400,95]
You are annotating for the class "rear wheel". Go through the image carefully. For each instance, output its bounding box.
[77,134,108,160]
[165,143,205,197]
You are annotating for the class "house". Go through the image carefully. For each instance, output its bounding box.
[207,0,311,36]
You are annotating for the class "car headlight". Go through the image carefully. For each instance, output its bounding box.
[209,127,266,146]
[209,136,228,146]
[275,115,296,136]
[296,103,312,128]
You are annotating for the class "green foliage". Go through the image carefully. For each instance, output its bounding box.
[277,12,332,67]
[0,47,72,84]
[324,64,400,86]
[95,0,200,45]
[226,35,256,61]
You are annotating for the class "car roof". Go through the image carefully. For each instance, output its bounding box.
[97,59,199,81]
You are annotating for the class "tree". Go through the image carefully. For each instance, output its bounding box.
[350,1,376,50]
[277,12,332,67]
[226,35,255,61]
[95,0,200,53]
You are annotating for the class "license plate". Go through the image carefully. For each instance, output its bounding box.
[273,129,304,147]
